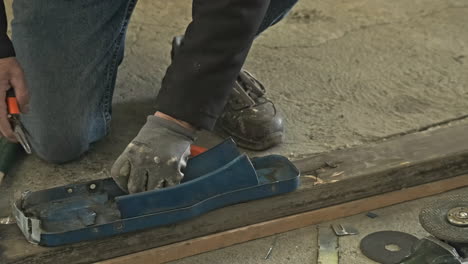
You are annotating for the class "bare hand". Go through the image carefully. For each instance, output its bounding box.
[0,57,29,142]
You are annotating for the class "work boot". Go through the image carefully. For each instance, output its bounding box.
[171,36,284,150]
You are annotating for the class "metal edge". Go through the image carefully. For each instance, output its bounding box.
[13,201,41,244]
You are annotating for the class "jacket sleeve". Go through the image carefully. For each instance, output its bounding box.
[155,0,271,130]
[0,0,15,58]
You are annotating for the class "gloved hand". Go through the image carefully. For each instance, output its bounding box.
[111,115,197,193]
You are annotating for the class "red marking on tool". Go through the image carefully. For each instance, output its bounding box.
[190,145,208,157]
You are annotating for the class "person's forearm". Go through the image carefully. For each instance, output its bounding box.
[155,0,271,130]
[0,0,15,58]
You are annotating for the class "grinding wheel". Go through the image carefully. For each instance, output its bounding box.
[360,231,419,264]
[420,194,468,243]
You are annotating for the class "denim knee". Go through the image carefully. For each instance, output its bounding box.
[28,122,91,164]
[10,0,137,162]
[35,141,88,164]
[257,0,299,34]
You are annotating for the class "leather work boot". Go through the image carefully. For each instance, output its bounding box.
[171,36,284,150]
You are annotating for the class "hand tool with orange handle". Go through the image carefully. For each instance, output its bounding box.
[6,89,32,154]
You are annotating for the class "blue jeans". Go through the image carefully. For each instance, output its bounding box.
[11,0,298,163]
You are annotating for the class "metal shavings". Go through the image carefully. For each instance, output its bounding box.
[330,171,344,177]
[366,212,378,218]
[303,175,325,185]
[265,236,279,260]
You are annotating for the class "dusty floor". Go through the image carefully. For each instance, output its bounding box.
[170,187,468,264]
[1,0,468,263]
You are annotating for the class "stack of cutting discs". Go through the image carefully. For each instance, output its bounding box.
[419,194,468,244]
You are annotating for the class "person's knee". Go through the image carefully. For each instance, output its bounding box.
[22,115,92,164]
[33,134,89,164]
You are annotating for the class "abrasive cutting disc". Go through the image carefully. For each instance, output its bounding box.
[360,231,419,264]
[419,194,468,243]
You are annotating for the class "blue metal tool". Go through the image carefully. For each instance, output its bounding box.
[13,139,300,246]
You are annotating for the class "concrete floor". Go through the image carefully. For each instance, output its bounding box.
[1,0,468,263]
[170,187,468,264]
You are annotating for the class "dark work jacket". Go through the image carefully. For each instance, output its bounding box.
[0,1,14,58]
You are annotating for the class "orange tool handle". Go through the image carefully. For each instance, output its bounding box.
[190,145,208,157]
[6,89,20,115]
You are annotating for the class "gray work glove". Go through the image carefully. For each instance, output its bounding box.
[111,115,197,193]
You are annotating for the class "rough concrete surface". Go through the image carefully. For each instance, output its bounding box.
[173,226,318,264]
[1,0,468,263]
[169,187,468,264]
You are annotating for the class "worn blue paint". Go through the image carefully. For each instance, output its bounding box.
[14,139,300,247]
